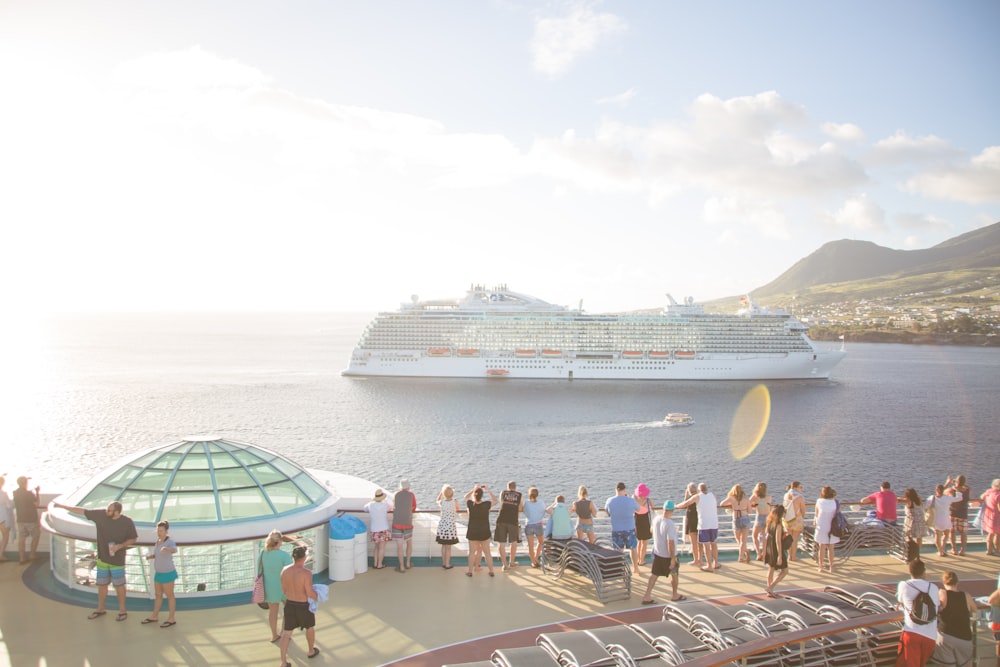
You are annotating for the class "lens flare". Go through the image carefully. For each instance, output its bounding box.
[729,384,771,461]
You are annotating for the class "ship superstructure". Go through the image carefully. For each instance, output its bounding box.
[343,285,845,380]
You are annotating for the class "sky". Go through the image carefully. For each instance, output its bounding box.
[2,0,999,314]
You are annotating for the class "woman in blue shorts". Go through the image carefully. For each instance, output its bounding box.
[572,486,597,543]
[143,520,178,627]
[523,487,546,567]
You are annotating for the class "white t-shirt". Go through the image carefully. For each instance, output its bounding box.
[652,516,677,558]
[364,500,391,532]
[896,578,939,641]
[695,492,719,530]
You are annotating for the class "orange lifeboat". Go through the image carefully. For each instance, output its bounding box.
[456,348,480,357]
[486,369,510,377]
[541,349,562,358]
[515,349,537,358]
[648,351,669,358]
[622,351,644,359]
[427,347,452,357]
[673,350,696,359]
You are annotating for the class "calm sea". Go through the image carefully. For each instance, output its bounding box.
[5,313,999,506]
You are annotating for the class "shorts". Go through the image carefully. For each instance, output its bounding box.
[754,513,767,529]
[575,521,594,535]
[370,530,391,543]
[494,522,521,544]
[17,522,40,539]
[734,515,751,531]
[283,600,315,631]
[524,523,544,538]
[698,528,718,544]
[154,570,178,584]
[951,517,968,535]
[94,560,126,587]
[993,621,1000,641]
[651,554,674,577]
[896,630,935,666]
[391,525,413,540]
[611,530,638,550]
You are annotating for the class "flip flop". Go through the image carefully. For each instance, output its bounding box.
[141,618,159,624]
[671,595,687,601]
[87,611,107,620]
[159,621,176,628]
[307,647,320,659]
[116,612,128,622]
[640,599,657,605]
[270,636,281,643]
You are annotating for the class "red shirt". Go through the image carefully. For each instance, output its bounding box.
[862,489,898,522]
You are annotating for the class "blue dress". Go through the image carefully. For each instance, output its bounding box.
[261,549,293,603]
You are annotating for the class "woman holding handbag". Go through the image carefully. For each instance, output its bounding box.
[260,530,293,643]
[764,504,789,598]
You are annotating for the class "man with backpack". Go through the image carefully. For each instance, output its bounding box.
[895,559,939,666]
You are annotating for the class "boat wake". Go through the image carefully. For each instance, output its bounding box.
[587,421,667,433]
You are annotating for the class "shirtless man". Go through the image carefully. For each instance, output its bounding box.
[278,546,319,665]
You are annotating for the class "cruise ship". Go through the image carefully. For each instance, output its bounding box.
[343,285,846,380]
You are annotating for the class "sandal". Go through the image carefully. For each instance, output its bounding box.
[141,618,159,624]
[87,610,107,620]
[116,612,128,622]
[159,620,176,628]
[307,647,320,659]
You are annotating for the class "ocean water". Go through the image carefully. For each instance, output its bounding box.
[4,313,999,507]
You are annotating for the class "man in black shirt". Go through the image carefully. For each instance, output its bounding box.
[52,500,138,621]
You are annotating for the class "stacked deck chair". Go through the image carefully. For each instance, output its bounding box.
[661,600,782,666]
[540,538,632,603]
[584,625,671,666]
[628,617,714,664]
[784,591,901,665]
[536,630,616,667]
[492,646,563,667]
[748,595,878,666]
[822,583,897,612]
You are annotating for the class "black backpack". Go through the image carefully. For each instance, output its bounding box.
[829,499,848,539]
[906,582,937,625]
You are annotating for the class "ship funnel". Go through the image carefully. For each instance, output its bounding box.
[411,294,419,303]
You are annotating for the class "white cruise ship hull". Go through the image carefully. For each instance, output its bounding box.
[344,349,846,380]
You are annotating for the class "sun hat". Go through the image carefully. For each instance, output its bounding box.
[399,479,410,489]
[663,500,675,511]
[374,489,386,500]
[635,483,650,498]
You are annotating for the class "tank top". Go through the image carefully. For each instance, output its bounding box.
[551,505,572,539]
[497,490,522,525]
[574,499,593,520]
[938,590,972,640]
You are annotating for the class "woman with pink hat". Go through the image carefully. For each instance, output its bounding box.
[634,483,655,567]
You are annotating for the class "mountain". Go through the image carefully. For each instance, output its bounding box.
[742,221,1000,305]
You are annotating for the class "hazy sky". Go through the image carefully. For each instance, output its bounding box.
[2,1,998,313]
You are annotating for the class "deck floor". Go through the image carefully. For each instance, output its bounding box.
[2,549,998,667]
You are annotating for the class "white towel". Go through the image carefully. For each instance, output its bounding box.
[309,583,329,613]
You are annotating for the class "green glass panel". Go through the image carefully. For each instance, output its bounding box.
[218,487,272,520]
[232,449,267,466]
[212,467,257,490]
[208,451,242,469]
[179,453,210,470]
[129,451,164,468]
[128,469,172,492]
[271,458,301,478]
[79,484,122,508]
[248,464,285,486]
[265,481,310,513]
[118,490,161,523]
[161,492,218,522]
[291,474,328,503]
[168,469,213,491]
[150,453,184,470]
[103,466,142,488]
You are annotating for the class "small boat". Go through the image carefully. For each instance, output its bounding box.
[541,349,563,358]
[664,412,694,427]
[622,351,644,359]
[648,351,670,358]
[486,369,510,377]
[456,348,480,357]
[427,347,452,356]
[515,349,538,358]
[673,350,696,359]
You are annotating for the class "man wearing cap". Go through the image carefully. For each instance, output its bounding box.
[676,482,720,571]
[13,476,41,564]
[640,500,684,604]
[51,499,138,621]
[392,480,417,572]
[364,489,392,569]
[279,545,320,662]
[604,482,641,573]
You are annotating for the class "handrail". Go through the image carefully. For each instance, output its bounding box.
[672,610,902,667]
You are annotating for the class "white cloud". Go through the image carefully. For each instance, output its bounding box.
[894,212,952,233]
[821,122,866,143]
[114,45,271,91]
[703,196,792,239]
[822,194,887,232]
[596,87,637,107]
[531,2,627,78]
[869,130,959,165]
[904,146,1000,204]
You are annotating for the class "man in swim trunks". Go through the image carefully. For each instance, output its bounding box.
[52,499,138,621]
[640,500,684,604]
[495,481,523,570]
[392,479,417,571]
[604,482,641,572]
[279,545,320,664]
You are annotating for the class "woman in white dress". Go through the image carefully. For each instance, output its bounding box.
[435,484,460,569]
[927,484,956,556]
[813,485,840,574]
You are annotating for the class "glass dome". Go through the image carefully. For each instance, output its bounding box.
[70,436,330,525]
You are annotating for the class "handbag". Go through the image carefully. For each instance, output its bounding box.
[924,496,935,529]
[252,553,268,609]
[781,533,793,550]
